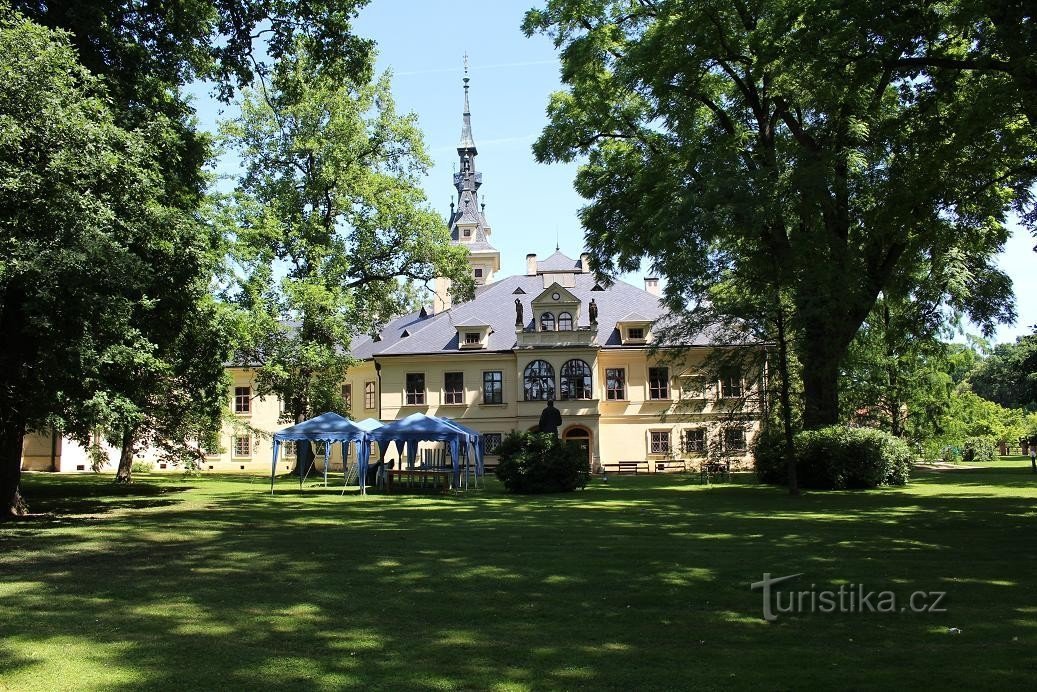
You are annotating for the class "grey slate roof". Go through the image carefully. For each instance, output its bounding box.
[536,250,582,272]
[349,269,712,359]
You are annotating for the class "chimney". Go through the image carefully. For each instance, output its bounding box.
[526,253,537,275]
[580,253,592,273]
[644,277,660,296]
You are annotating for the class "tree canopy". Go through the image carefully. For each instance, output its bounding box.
[969,332,1037,412]
[524,0,1035,429]
[0,11,219,514]
[223,45,473,437]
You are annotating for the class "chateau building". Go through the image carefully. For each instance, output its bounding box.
[21,74,761,475]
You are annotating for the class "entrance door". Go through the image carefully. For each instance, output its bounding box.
[563,427,592,466]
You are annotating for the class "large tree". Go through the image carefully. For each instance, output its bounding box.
[223,45,472,468]
[0,13,214,515]
[969,332,1037,412]
[524,0,1035,429]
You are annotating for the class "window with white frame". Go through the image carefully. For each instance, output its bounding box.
[405,373,425,405]
[233,435,251,457]
[523,360,555,401]
[720,366,743,398]
[444,372,464,405]
[605,368,626,400]
[464,332,481,345]
[341,384,352,412]
[234,386,251,414]
[650,430,671,455]
[648,367,670,400]
[560,359,592,400]
[282,441,297,457]
[483,371,503,404]
[540,312,555,332]
[558,312,573,331]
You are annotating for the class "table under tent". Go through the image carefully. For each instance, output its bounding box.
[270,412,372,495]
[367,413,484,491]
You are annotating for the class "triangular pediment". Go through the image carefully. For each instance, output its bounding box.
[531,282,579,307]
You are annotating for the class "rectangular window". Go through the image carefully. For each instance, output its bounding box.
[724,428,747,452]
[463,228,471,237]
[720,367,743,398]
[483,433,503,455]
[605,368,626,400]
[364,381,376,410]
[464,332,481,345]
[444,372,464,405]
[685,429,706,452]
[648,367,670,400]
[650,430,671,455]
[282,441,297,458]
[483,371,503,404]
[234,386,251,414]
[474,268,483,278]
[341,384,352,412]
[405,373,425,405]
[233,435,251,457]
[628,327,645,340]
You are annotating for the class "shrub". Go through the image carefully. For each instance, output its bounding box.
[130,460,154,474]
[755,425,911,490]
[495,432,589,493]
[796,426,911,489]
[962,436,997,463]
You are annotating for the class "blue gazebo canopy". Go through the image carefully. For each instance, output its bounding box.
[271,412,371,494]
[366,413,483,486]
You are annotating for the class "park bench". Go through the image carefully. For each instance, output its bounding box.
[603,460,650,475]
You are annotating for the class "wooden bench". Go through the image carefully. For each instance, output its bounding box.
[654,460,688,473]
[603,460,650,475]
[386,468,451,493]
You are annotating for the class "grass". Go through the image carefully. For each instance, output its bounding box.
[2,461,1037,691]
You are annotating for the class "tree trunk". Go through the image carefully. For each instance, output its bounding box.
[801,355,840,430]
[292,401,315,480]
[0,419,28,519]
[775,307,799,496]
[114,425,137,484]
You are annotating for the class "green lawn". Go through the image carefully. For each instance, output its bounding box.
[2,462,1036,691]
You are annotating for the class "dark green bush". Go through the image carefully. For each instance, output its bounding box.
[495,432,589,493]
[962,436,997,463]
[751,425,789,485]
[754,425,911,489]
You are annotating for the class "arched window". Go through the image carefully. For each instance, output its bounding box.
[560,359,593,400]
[540,312,555,332]
[524,360,555,400]
[558,312,573,331]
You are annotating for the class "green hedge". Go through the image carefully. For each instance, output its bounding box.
[754,425,911,490]
[495,432,589,493]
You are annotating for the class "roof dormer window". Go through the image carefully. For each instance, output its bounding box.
[540,312,555,332]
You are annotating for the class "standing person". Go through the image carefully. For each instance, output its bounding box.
[538,399,562,438]
[1030,446,1036,474]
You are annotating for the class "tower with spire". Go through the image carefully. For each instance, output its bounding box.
[433,57,501,314]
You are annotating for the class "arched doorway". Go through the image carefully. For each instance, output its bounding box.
[563,426,592,466]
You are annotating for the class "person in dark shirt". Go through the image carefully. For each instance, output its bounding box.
[538,399,562,437]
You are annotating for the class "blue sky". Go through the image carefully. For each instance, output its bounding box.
[192,0,1036,345]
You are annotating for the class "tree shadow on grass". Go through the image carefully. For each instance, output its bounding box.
[1,472,1036,690]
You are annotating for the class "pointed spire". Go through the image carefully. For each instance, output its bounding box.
[458,54,477,152]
